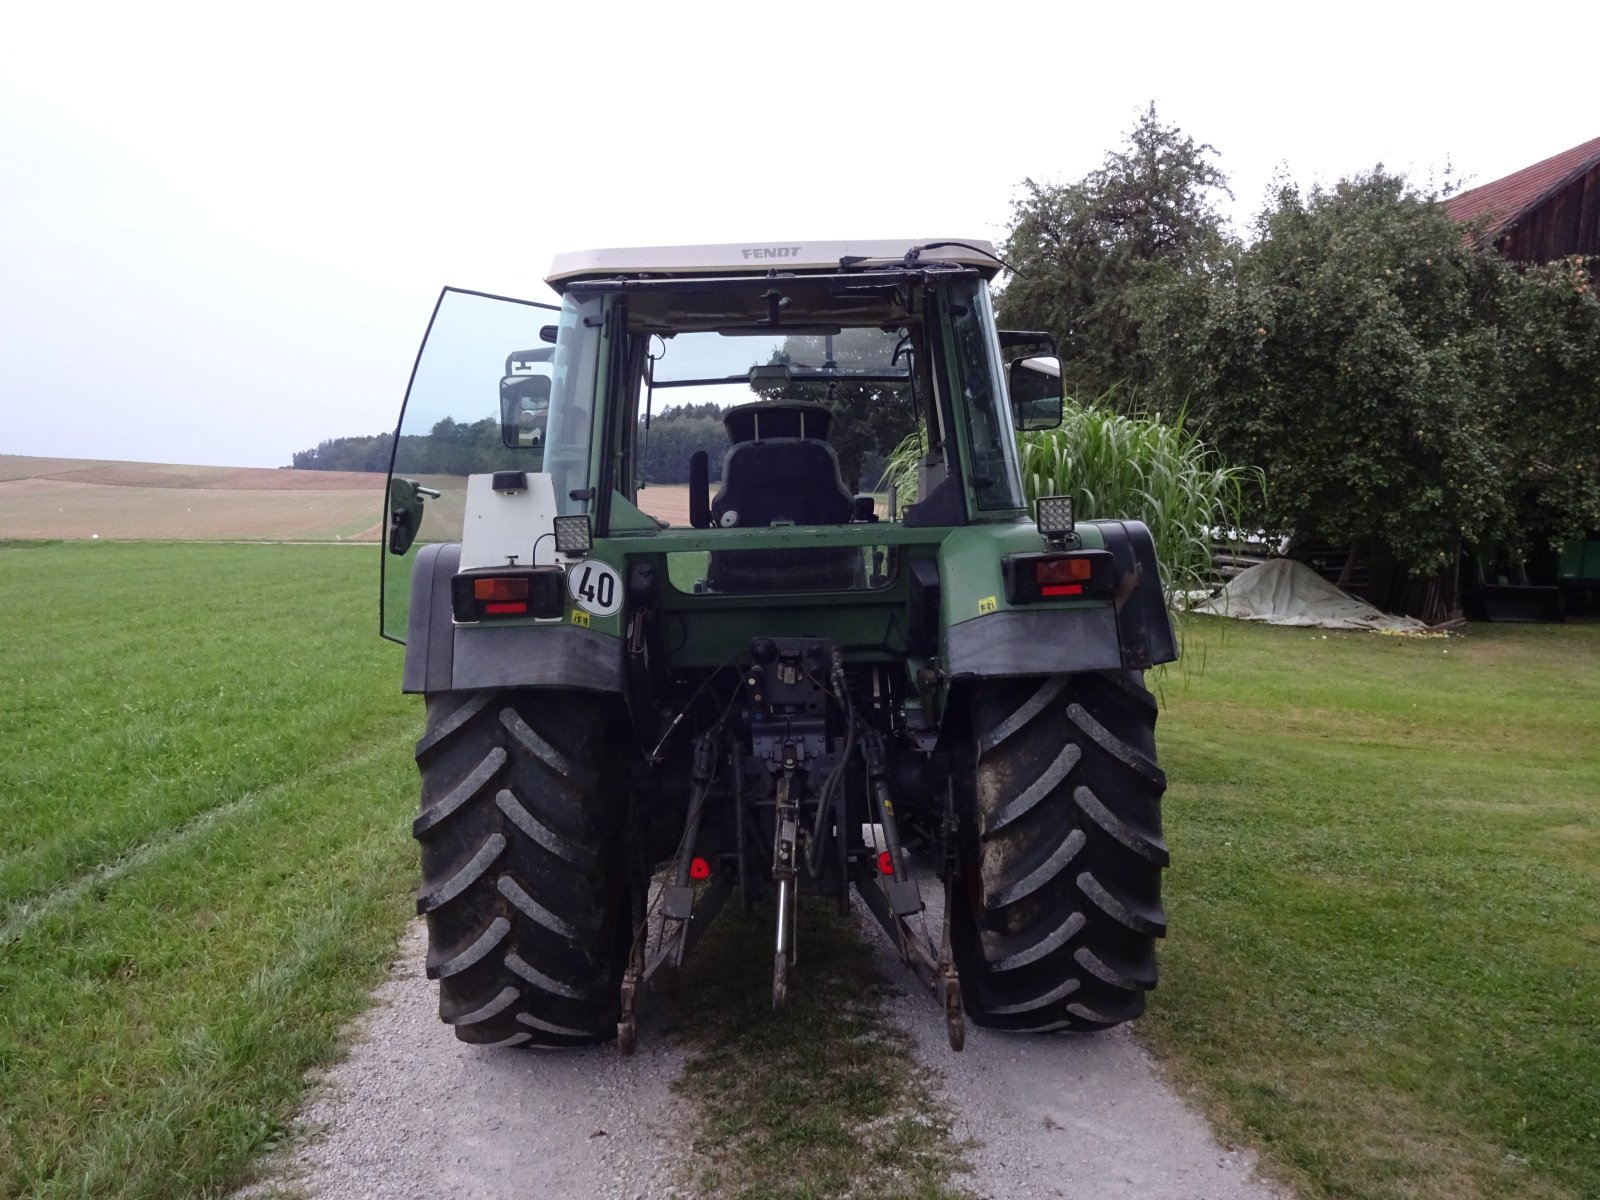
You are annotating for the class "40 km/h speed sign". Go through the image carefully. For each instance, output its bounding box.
[567,558,623,617]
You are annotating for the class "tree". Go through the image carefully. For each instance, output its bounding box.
[292,432,393,472]
[769,330,918,491]
[998,104,1233,401]
[637,404,729,484]
[1493,255,1600,548]
[1152,169,1515,584]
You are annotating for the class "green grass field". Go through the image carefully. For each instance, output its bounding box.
[1150,618,1600,1200]
[2,542,1595,1200]
[0,542,418,1199]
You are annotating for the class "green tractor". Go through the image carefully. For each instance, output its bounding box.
[382,240,1175,1052]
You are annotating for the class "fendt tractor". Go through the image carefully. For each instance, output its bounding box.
[381,239,1175,1052]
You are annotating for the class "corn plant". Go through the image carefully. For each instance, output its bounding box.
[881,397,1260,606]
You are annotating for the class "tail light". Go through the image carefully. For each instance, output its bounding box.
[1002,550,1114,605]
[451,568,566,622]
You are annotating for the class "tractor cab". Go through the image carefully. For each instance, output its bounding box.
[381,239,1066,638]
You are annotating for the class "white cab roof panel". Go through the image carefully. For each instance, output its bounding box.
[546,238,999,288]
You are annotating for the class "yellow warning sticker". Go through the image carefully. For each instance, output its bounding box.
[978,595,999,615]
[570,609,591,628]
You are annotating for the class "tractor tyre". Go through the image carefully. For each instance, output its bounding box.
[952,671,1167,1032]
[413,688,630,1047]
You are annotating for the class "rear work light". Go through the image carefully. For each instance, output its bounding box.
[1002,550,1115,605]
[450,568,566,622]
[1035,495,1075,543]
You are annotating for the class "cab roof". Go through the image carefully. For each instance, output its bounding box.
[546,238,1001,289]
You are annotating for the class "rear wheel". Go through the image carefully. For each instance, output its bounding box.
[413,689,630,1047]
[951,671,1167,1032]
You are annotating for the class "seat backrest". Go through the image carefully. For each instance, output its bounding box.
[711,438,854,528]
[709,400,854,528]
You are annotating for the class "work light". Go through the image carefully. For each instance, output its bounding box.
[1035,495,1075,544]
[552,515,593,556]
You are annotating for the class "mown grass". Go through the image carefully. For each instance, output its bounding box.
[1149,618,1600,1200]
[8,541,1598,1200]
[668,904,971,1200]
[0,542,417,1199]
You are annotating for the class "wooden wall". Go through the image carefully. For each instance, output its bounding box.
[1498,162,1600,262]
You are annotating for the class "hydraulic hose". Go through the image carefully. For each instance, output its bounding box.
[805,649,855,878]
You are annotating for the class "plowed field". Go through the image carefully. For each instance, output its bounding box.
[0,455,389,541]
[0,456,695,542]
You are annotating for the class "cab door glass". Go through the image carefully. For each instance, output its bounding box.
[381,288,567,643]
[948,280,1027,513]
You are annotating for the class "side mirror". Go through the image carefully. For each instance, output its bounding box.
[388,478,423,556]
[500,374,551,454]
[1009,355,1064,431]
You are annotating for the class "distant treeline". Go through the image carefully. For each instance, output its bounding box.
[291,407,733,484]
[638,403,728,484]
[291,417,511,477]
[293,396,907,491]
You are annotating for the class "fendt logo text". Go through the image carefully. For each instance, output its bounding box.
[740,246,803,259]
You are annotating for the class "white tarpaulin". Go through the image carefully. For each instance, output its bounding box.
[1193,558,1428,632]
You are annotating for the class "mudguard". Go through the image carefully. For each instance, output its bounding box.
[1092,519,1178,669]
[402,543,625,695]
[941,519,1176,680]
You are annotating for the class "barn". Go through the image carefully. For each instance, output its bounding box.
[1443,136,1600,263]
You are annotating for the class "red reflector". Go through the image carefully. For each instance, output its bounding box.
[689,856,712,881]
[474,577,531,602]
[1040,583,1085,597]
[877,850,894,876]
[484,601,528,615]
[1034,557,1093,586]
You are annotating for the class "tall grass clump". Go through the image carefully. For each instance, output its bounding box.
[882,397,1260,606]
[1018,400,1258,601]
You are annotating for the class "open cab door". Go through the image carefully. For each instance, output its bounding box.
[380,288,563,643]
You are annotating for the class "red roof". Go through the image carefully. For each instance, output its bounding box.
[1443,136,1600,235]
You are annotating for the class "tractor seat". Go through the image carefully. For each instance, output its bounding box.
[706,401,859,592]
[709,401,854,530]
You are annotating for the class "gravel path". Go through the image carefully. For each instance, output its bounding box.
[855,875,1291,1200]
[244,923,689,1200]
[252,896,1290,1200]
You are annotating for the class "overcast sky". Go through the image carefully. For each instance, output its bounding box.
[3,0,1596,469]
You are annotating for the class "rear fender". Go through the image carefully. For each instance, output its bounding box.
[402,542,625,694]
[1088,519,1178,669]
[938,518,1176,680]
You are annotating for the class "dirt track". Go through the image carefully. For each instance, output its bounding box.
[857,877,1288,1200]
[243,925,689,1200]
[249,897,1287,1200]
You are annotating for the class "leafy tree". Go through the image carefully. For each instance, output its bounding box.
[637,404,728,484]
[1151,169,1514,577]
[1492,255,1600,547]
[998,104,1233,400]
[773,330,918,490]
